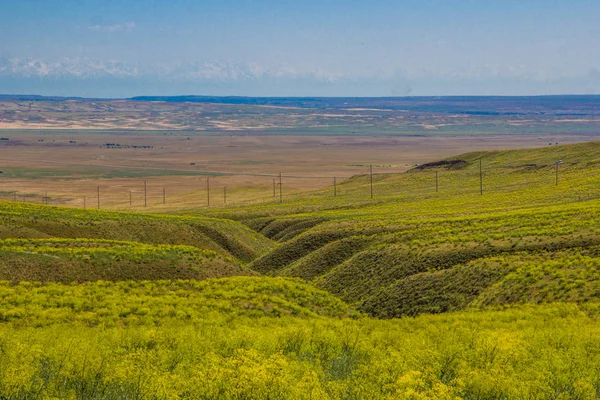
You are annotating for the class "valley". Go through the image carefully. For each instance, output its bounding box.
[2,127,600,397]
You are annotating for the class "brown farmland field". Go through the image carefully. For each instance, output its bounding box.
[1,98,598,211]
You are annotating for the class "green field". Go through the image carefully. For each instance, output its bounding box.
[3,142,600,398]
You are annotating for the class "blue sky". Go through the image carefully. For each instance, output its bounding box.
[1,0,599,97]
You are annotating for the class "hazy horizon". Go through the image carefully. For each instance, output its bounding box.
[2,0,599,97]
[4,93,600,101]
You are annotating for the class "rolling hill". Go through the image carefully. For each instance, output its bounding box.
[3,142,600,398]
[197,141,600,317]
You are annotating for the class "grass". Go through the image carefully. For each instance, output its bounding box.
[0,201,276,263]
[0,238,253,283]
[0,276,354,325]
[168,141,600,317]
[6,142,600,316]
[6,142,600,314]
[0,298,599,399]
[3,141,600,397]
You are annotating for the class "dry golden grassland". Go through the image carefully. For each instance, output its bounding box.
[2,98,599,210]
[3,137,600,398]
[1,130,594,211]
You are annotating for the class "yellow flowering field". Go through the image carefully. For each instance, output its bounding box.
[2,142,600,398]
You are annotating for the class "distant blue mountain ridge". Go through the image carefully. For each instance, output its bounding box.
[2,93,599,116]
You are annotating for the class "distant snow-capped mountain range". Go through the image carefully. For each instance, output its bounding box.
[2,57,592,83]
[0,57,137,78]
[0,57,341,82]
[1,57,596,97]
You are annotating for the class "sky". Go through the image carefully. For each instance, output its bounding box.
[1,0,600,97]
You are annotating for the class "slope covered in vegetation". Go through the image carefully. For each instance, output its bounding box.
[3,142,600,398]
[0,238,254,283]
[0,201,276,263]
[0,290,598,399]
[5,142,600,315]
[174,141,600,317]
[0,202,276,282]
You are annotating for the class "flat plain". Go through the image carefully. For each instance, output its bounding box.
[2,96,600,398]
[1,95,599,210]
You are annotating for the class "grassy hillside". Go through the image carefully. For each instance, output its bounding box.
[0,201,277,283]
[0,238,254,283]
[0,276,354,324]
[0,281,599,399]
[173,141,600,317]
[190,141,600,221]
[3,142,600,397]
[4,142,600,315]
[0,201,276,262]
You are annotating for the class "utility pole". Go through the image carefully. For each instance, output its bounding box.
[97,186,100,210]
[334,177,337,197]
[163,188,166,204]
[83,196,86,209]
[370,164,373,199]
[273,179,276,200]
[129,190,132,206]
[223,186,226,205]
[279,172,282,203]
[207,177,210,206]
[144,180,147,207]
[435,171,439,193]
[479,158,483,196]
